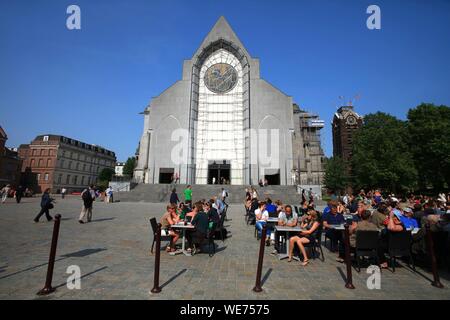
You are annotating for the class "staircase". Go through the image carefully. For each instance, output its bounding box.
[116,184,306,204]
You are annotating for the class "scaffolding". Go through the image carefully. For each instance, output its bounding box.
[193,49,248,184]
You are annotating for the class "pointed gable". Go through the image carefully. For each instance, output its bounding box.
[192,16,252,60]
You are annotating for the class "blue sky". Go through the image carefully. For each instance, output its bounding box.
[1,0,450,161]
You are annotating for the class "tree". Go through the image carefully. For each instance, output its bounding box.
[98,168,115,183]
[351,112,417,193]
[407,103,450,192]
[323,156,350,195]
[122,157,136,176]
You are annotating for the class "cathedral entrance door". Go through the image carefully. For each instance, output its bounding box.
[207,161,231,184]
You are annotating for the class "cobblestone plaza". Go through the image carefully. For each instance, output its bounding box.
[0,197,449,300]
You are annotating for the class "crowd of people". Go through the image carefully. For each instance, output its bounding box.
[160,187,228,255]
[245,187,450,268]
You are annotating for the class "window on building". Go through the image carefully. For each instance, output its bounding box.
[81,176,85,185]
[40,149,45,156]
[73,176,78,185]
[58,174,62,184]
[32,149,37,156]
[76,162,79,170]
[37,173,41,181]
[60,159,65,168]
[47,159,52,167]
[44,173,49,181]
[66,175,71,184]
[30,159,35,166]
[38,159,43,167]
[43,135,49,142]
[83,164,86,171]
[69,161,72,170]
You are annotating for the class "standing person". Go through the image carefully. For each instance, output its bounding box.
[34,188,54,222]
[174,172,180,184]
[212,177,216,185]
[1,184,11,204]
[61,187,66,199]
[183,185,192,206]
[170,188,180,205]
[308,188,314,202]
[79,185,95,224]
[108,186,114,203]
[105,186,111,203]
[221,187,228,205]
[301,189,306,203]
[15,185,24,204]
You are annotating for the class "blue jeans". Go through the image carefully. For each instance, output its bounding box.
[256,221,271,238]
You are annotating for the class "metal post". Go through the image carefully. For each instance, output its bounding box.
[425,224,444,288]
[37,214,61,295]
[253,224,267,292]
[344,224,355,289]
[151,223,162,293]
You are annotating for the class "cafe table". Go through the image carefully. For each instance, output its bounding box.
[274,225,304,261]
[170,222,195,256]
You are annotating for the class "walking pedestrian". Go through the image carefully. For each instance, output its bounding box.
[15,185,24,204]
[1,184,11,203]
[61,187,66,199]
[34,188,54,222]
[170,188,180,205]
[79,185,95,224]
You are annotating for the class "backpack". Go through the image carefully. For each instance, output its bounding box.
[225,191,229,197]
[82,190,91,201]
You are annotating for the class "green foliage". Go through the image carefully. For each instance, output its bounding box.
[323,156,350,195]
[122,157,137,176]
[407,103,450,191]
[98,168,115,182]
[351,112,417,193]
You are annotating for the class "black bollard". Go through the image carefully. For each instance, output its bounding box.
[344,224,355,289]
[151,223,162,293]
[37,214,62,295]
[253,224,267,293]
[425,224,444,288]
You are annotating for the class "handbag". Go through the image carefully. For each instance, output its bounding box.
[47,203,54,209]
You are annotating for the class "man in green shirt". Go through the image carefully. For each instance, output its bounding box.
[184,185,192,206]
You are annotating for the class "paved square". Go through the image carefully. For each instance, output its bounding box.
[0,196,449,299]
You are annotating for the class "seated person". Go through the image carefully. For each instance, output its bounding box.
[248,197,259,224]
[322,203,345,252]
[278,205,298,226]
[337,209,378,262]
[255,201,270,244]
[205,199,220,227]
[377,208,406,268]
[273,205,298,253]
[288,209,320,266]
[370,202,388,230]
[400,207,419,229]
[160,204,181,253]
[186,202,209,254]
[265,198,277,215]
[178,202,191,220]
[185,201,201,222]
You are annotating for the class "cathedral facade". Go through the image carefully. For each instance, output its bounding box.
[135,17,324,186]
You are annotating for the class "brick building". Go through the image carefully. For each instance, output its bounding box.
[18,134,116,193]
[332,105,363,167]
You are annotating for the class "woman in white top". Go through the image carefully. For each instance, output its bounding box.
[255,201,270,244]
[252,188,258,200]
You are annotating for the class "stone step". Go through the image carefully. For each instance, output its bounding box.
[115,183,310,205]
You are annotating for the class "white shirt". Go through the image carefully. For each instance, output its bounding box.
[255,209,268,222]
